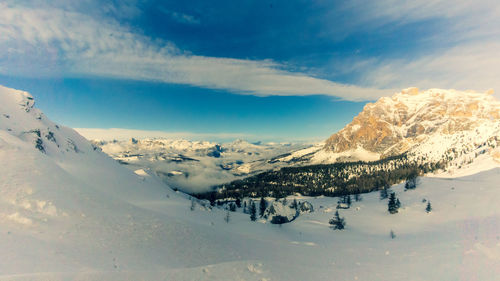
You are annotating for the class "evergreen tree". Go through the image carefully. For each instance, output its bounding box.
[271,215,288,225]
[426,202,432,213]
[195,152,438,201]
[235,197,241,208]
[291,199,298,210]
[209,193,216,207]
[259,197,267,217]
[249,201,257,221]
[190,198,195,211]
[354,194,362,202]
[337,195,351,209]
[380,187,389,200]
[390,230,396,239]
[388,192,399,214]
[329,211,345,230]
[229,203,236,212]
[405,171,418,190]
[243,201,247,213]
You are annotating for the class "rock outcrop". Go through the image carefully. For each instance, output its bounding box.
[324,88,500,159]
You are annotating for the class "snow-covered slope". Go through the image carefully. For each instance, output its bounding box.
[1,84,500,280]
[0,85,294,280]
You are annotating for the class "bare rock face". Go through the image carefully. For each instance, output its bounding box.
[324,88,500,158]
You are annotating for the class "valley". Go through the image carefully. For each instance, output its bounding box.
[1,85,500,280]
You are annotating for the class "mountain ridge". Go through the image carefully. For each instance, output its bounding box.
[324,87,500,158]
[270,88,500,171]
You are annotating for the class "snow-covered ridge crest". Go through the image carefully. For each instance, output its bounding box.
[0,85,35,111]
[323,88,500,159]
[0,85,96,156]
[0,84,174,214]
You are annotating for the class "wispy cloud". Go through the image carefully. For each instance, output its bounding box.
[171,12,200,25]
[363,42,500,93]
[0,2,394,101]
[338,0,500,94]
[159,8,201,25]
[2,1,498,101]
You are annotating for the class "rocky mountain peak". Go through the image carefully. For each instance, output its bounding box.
[324,88,500,158]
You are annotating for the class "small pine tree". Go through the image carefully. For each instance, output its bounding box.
[380,187,389,200]
[249,201,257,221]
[229,203,236,212]
[388,192,399,214]
[337,195,351,209]
[426,202,432,213]
[354,194,362,202]
[224,210,230,223]
[270,215,288,225]
[190,198,195,211]
[243,201,247,213]
[235,197,241,208]
[404,171,418,190]
[291,199,298,210]
[329,211,345,230]
[259,197,267,217]
[390,230,396,239]
[209,193,216,207]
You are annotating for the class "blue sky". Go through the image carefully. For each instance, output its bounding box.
[1,0,499,141]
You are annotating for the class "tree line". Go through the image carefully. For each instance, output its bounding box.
[195,153,443,201]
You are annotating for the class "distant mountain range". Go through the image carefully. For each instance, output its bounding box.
[90,88,500,196]
[91,137,309,193]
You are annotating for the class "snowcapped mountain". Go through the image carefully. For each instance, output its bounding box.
[2,84,500,280]
[324,87,499,156]
[274,88,500,173]
[90,88,500,195]
[91,137,307,193]
[0,84,294,280]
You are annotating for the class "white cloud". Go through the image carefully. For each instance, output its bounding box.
[2,1,498,101]
[159,8,201,25]
[363,42,500,94]
[341,0,500,40]
[335,1,500,97]
[0,3,393,101]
